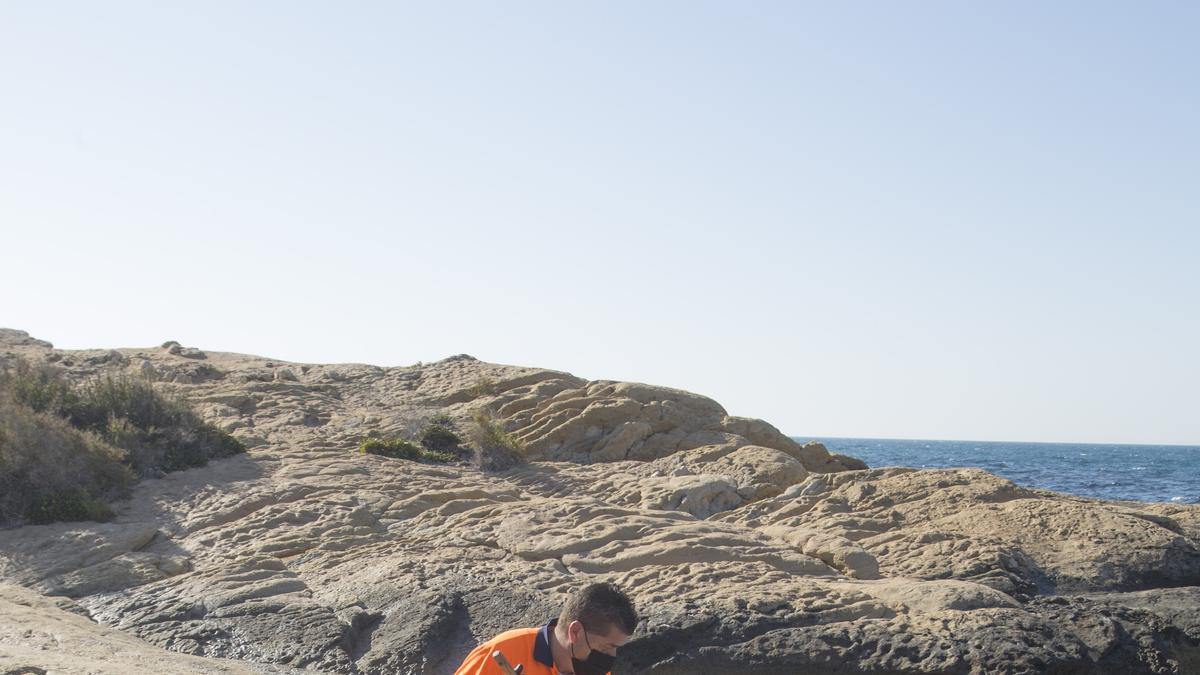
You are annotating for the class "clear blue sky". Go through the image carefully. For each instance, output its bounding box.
[2,2,1196,445]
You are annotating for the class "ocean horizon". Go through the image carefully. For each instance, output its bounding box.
[795,436,1200,504]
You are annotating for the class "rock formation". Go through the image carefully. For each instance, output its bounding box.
[0,329,1197,674]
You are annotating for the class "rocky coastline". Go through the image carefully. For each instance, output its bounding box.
[1,328,1197,674]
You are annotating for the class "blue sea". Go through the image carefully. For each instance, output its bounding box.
[796,437,1200,504]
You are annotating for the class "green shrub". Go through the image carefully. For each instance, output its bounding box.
[359,436,455,463]
[419,423,462,454]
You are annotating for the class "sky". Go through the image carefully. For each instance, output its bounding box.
[1,2,1197,445]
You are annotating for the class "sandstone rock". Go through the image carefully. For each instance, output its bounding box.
[636,474,745,519]
[0,332,1196,675]
[849,578,1019,612]
[708,445,809,500]
[931,497,1200,593]
[161,340,206,359]
[0,328,52,349]
[494,380,859,474]
[0,522,162,588]
[82,348,129,366]
[0,582,274,675]
[761,526,879,579]
[789,440,869,472]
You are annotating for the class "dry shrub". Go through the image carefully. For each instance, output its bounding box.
[69,374,244,474]
[469,409,525,472]
[0,358,245,526]
[0,399,133,525]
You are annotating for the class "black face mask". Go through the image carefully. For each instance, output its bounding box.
[571,626,616,675]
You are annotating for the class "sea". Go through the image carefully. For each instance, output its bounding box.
[795,437,1200,504]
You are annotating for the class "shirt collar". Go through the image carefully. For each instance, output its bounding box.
[534,618,557,667]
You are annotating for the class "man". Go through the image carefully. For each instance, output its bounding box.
[455,582,637,675]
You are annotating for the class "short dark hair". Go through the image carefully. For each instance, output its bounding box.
[559,582,637,636]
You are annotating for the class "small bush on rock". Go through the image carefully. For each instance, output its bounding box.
[469,409,525,472]
[470,410,523,452]
[419,423,463,454]
[359,437,455,463]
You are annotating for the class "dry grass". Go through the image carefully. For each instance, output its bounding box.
[470,409,524,452]
[469,409,525,472]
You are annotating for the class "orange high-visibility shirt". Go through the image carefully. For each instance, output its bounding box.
[454,619,611,675]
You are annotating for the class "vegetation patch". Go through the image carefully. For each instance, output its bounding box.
[470,409,525,454]
[0,398,132,525]
[0,359,245,526]
[28,488,117,525]
[66,374,245,474]
[1,359,76,416]
[359,437,456,463]
[359,414,471,465]
[419,423,463,454]
[468,409,526,472]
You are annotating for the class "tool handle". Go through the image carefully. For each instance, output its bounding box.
[491,650,522,675]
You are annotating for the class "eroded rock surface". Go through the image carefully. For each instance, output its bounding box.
[0,330,1197,674]
[0,581,297,674]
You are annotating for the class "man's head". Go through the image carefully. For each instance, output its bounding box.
[555,582,637,675]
